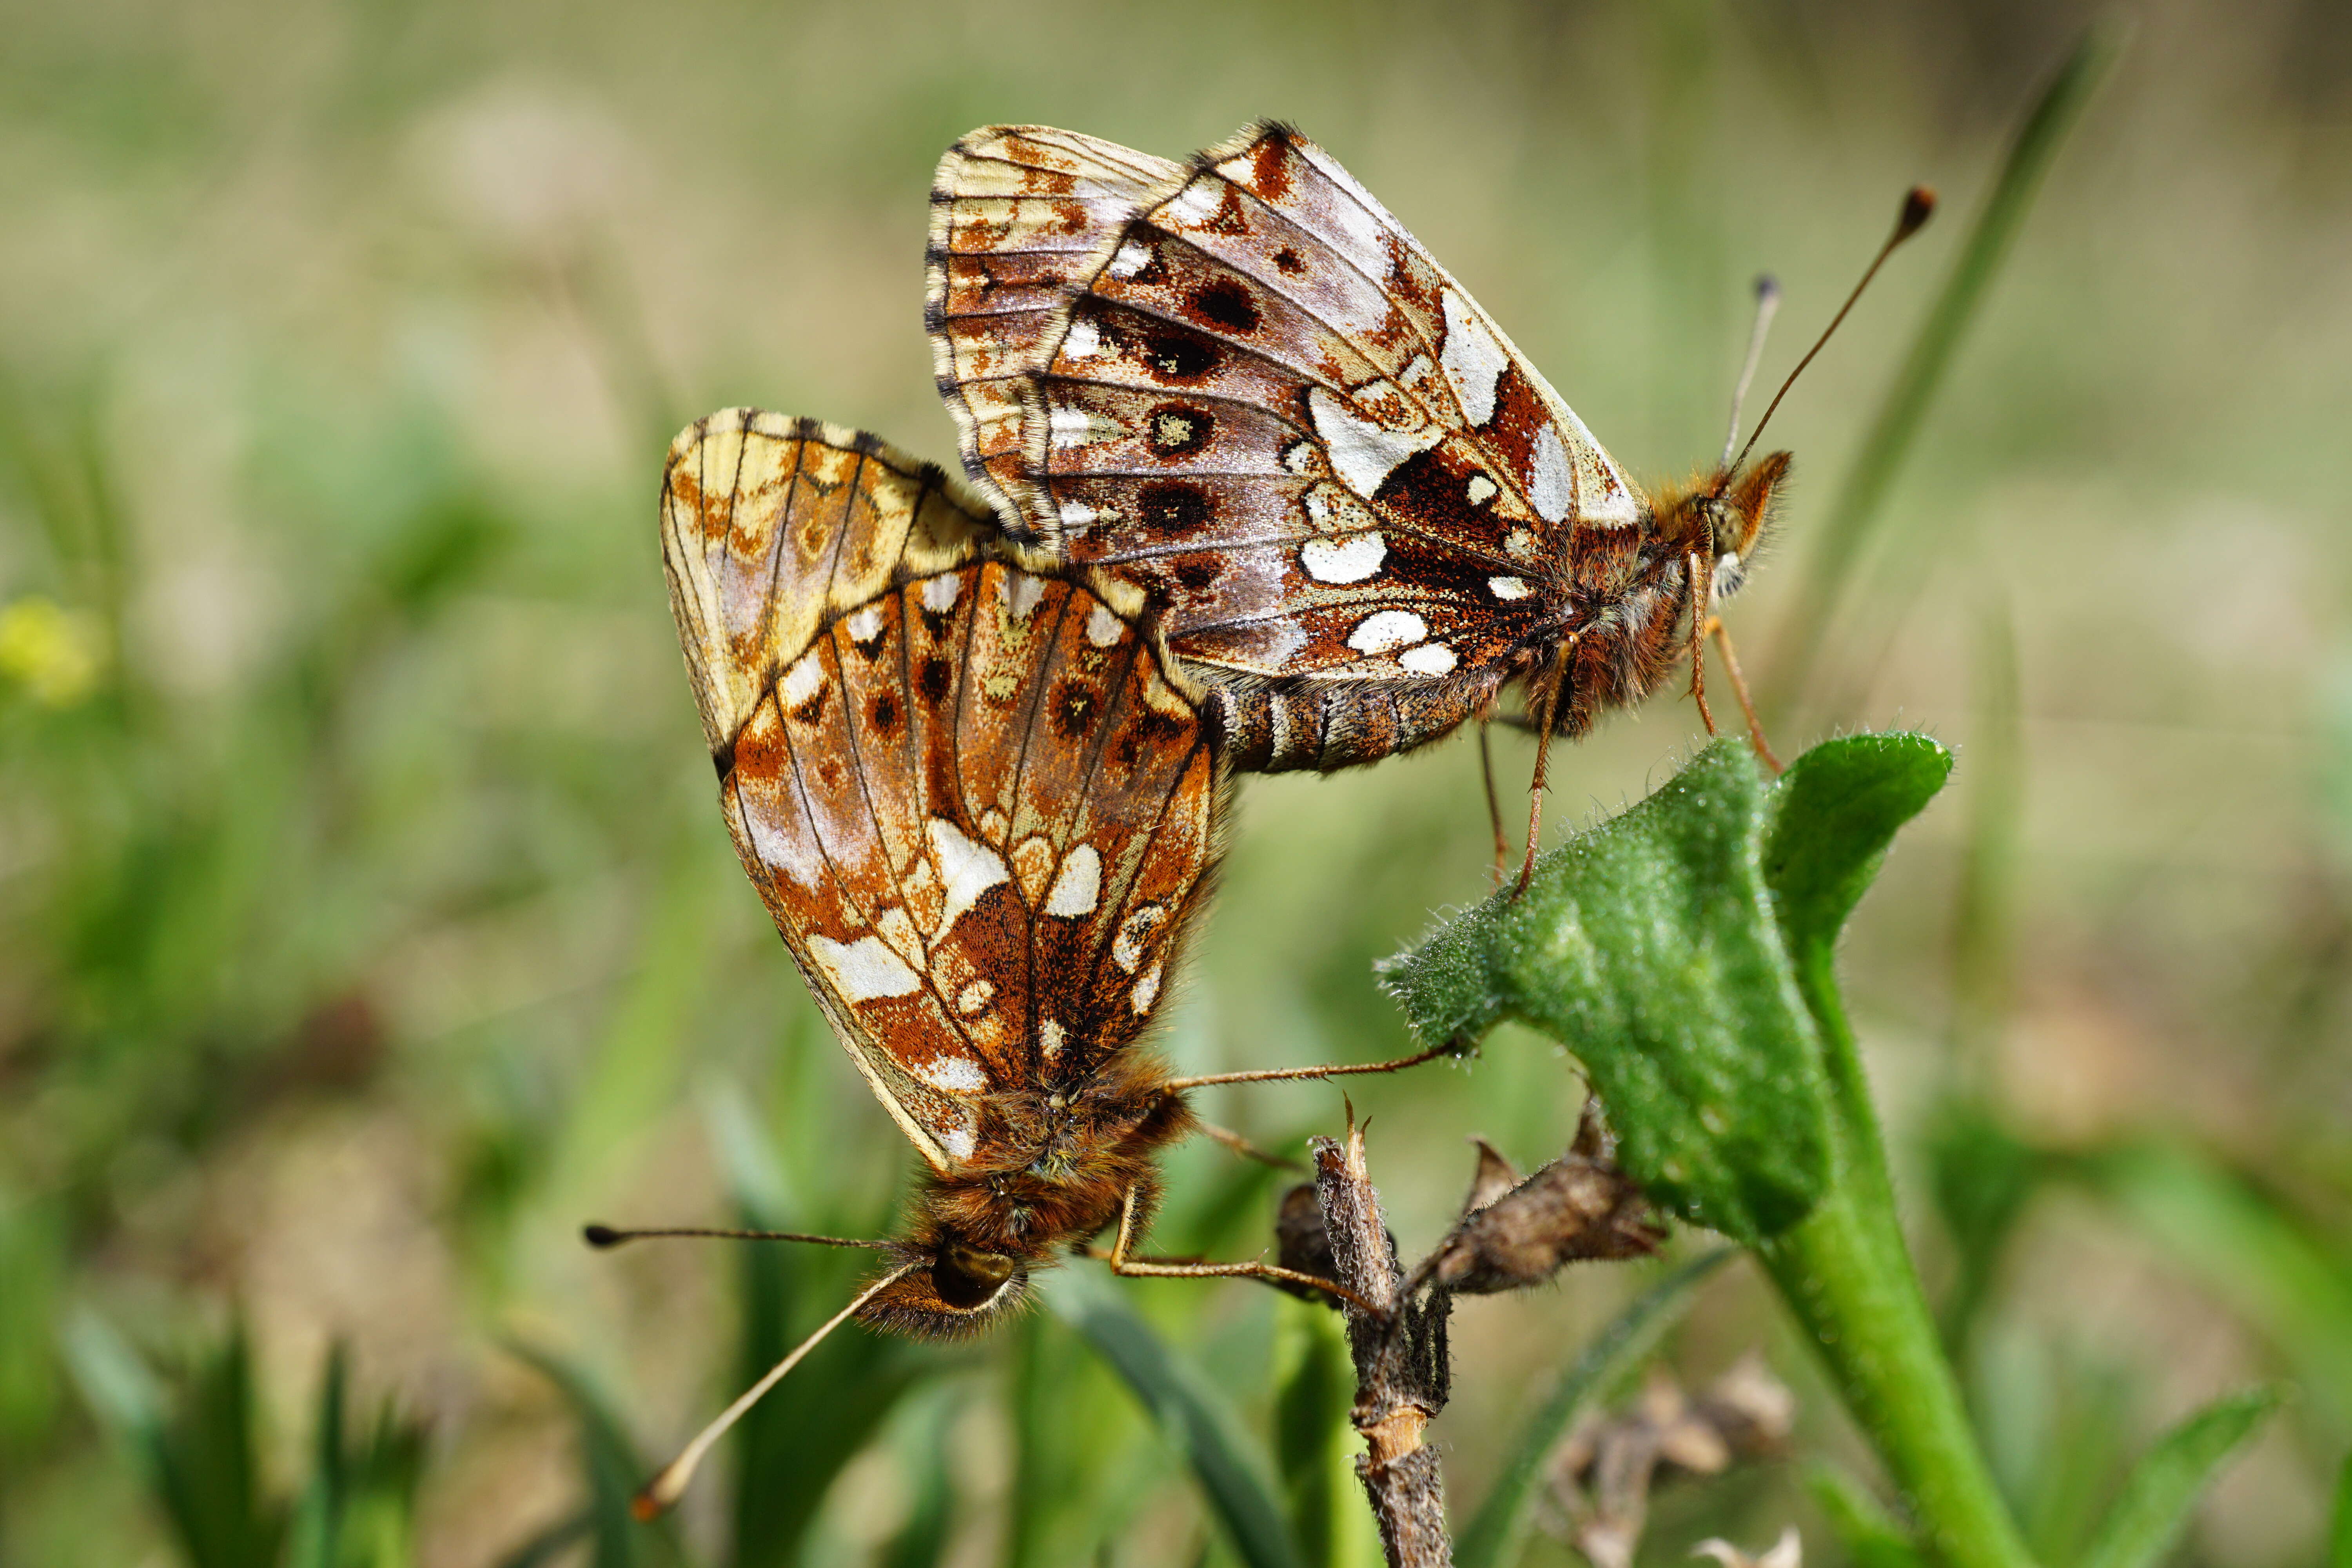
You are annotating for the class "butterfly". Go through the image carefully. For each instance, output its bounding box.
[633,409,1437,1512]
[927,122,1927,877]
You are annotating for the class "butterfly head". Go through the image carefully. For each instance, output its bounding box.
[860,1224,1040,1339]
[1658,451,1792,604]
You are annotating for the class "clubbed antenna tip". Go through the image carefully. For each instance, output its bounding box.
[1896,185,1937,242]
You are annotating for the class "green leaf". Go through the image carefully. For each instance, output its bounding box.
[1761,733,1955,976]
[2075,1387,2281,1568]
[1804,1462,1927,1568]
[1047,1269,1303,1568]
[1381,740,1831,1242]
[1453,1249,1732,1568]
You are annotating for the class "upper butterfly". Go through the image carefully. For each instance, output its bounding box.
[927,122,1894,784]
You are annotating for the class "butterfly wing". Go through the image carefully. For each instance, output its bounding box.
[662,412,1218,1174]
[927,126,1187,532]
[940,122,1650,769]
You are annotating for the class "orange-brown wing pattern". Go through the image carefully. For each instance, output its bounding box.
[662,414,1218,1174]
[661,409,988,768]
[927,123,1654,770]
[927,126,1186,532]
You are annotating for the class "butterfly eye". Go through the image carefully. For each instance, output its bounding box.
[933,1241,1018,1308]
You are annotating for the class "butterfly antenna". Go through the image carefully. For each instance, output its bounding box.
[631,1261,918,1519]
[1728,185,1936,478]
[583,1223,891,1249]
[1718,275,1782,470]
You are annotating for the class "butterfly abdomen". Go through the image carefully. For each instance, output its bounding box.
[1205,668,1505,771]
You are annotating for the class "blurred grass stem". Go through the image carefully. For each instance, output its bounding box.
[1769,20,2124,716]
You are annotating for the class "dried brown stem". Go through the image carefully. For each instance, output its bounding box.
[1312,1119,1454,1568]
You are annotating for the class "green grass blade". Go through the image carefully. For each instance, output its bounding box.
[2088,1142,2352,1427]
[1804,1462,1927,1568]
[2330,1451,2352,1568]
[1453,1249,1732,1568]
[1273,1297,1368,1568]
[1770,18,2127,711]
[1046,1269,1303,1568]
[2074,1387,2280,1568]
[880,1385,962,1568]
[507,1342,686,1568]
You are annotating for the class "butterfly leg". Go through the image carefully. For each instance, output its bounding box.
[1686,552,1721,739]
[1165,1042,1456,1091]
[1706,615,1784,773]
[1478,722,1510,887]
[1515,640,1575,897]
[1101,1184,1379,1313]
[1195,1118,1304,1171]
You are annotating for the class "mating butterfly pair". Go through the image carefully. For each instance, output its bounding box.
[628,121,1921,1512]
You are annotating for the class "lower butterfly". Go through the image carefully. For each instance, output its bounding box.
[612,410,1446,1515]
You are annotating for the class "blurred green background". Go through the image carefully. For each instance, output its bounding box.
[4,1,2349,1564]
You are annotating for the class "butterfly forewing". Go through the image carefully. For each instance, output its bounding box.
[927,127,1187,532]
[663,415,1219,1176]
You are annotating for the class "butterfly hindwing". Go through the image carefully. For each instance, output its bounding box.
[927,127,1187,533]
[662,414,1219,1174]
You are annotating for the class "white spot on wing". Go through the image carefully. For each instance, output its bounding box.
[1113,904,1165,972]
[921,574,962,613]
[808,933,922,1003]
[1041,1018,1067,1059]
[1062,317,1102,358]
[1060,500,1098,530]
[1299,533,1387,584]
[1281,440,1316,476]
[1002,572,1047,621]
[780,654,824,710]
[1166,180,1219,226]
[940,1114,977,1162]
[1044,844,1102,916]
[1348,610,1427,653]
[1529,425,1573,523]
[1048,407,1103,449]
[1131,961,1163,1015]
[1307,387,1440,499]
[1084,603,1125,647]
[1108,240,1152,278]
[843,605,884,646]
[1505,528,1537,560]
[955,979,995,1017]
[1439,290,1509,425]
[912,1054,988,1094]
[1399,643,1457,675]
[1488,575,1532,601]
[1466,474,1497,506]
[927,816,1009,932]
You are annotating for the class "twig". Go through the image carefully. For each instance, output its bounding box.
[1293,1107,1668,1568]
[1312,1119,1454,1568]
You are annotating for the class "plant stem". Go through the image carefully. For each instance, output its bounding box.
[1757,949,2037,1568]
